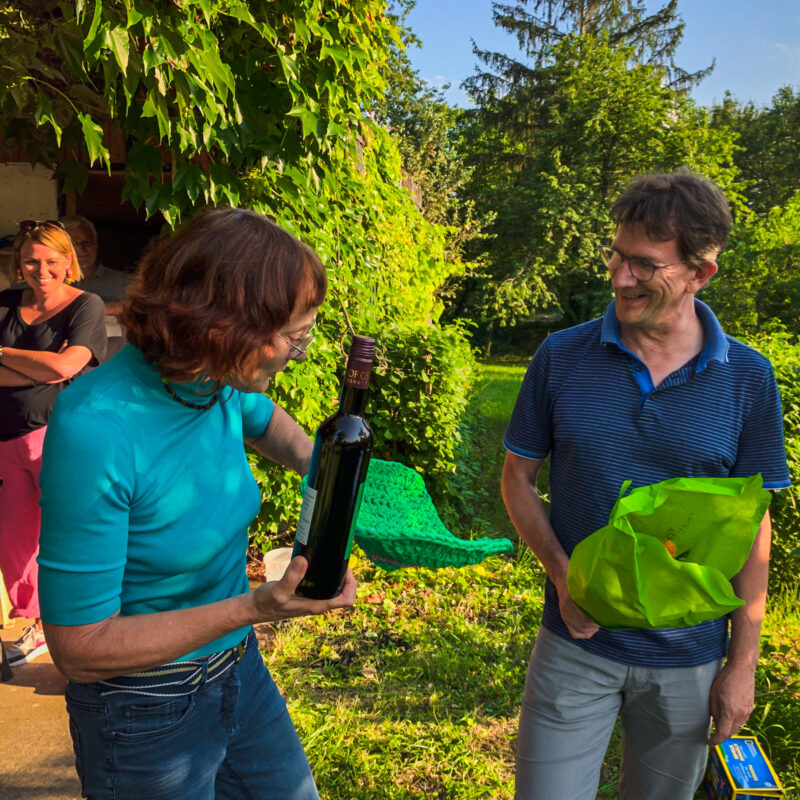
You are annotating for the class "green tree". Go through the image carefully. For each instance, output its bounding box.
[448,35,738,338]
[469,0,710,115]
[370,1,485,267]
[441,0,725,346]
[711,87,800,216]
[704,194,800,338]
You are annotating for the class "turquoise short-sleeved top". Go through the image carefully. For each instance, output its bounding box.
[38,344,274,659]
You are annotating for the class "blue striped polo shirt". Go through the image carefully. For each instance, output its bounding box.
[504,299,791,667]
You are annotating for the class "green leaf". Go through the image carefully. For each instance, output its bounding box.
[126,142,163,178]
[301,110,321,139]
[172,161,206,204]
[223,1,253,28]
[78,112,109,171]
[320,43,349,67]
[209,163,240,206]
[195,0,212,25]
[276,49,300,82]
[197,44,236,103]
[141,93,157,119]
[286,106,323,140]
[107,26,130,72]
[34,93,62,147]
[83,1,104,53]
[84,21,109,61]
[121,172,148,209]
[54,160,89,194]
[142,43,164,74]
[54,23,87,78]
[145,182,173,220]
[141,92,170,139]
[126,5,143,27]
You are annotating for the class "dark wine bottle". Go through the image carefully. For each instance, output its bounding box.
[293,335,375,599]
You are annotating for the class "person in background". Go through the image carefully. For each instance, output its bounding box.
[502,172,790,800]
[37,208,354,799]
[62,214,130,358]
[0,219,106,667]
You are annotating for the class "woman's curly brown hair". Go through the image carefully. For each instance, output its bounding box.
[120,208,326,387]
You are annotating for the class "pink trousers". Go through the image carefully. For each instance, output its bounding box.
[0,426,47,619]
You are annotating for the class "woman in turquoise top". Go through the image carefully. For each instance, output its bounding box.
[37,208,355,800]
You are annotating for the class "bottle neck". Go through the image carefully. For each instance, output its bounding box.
[340,383,369,415]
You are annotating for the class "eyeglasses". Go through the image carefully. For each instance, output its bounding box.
[19,219,66,233]
[276,322,316,357]
[599,245,688,283]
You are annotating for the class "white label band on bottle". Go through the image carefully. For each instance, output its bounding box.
[294,486,318,545]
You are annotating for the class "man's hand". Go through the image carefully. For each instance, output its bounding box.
[708,661,756,745]
[555,579,600,639]
[251,556,356,623]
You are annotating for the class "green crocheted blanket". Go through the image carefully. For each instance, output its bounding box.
[352,459,514,571]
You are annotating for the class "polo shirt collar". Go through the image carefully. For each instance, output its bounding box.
[600,298,729,372]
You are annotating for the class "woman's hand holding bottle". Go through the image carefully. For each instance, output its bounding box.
[250,555,357,623]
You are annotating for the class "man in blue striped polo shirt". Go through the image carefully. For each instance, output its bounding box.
[502,172,790,800]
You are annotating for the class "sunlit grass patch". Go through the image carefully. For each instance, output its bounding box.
[747,584,800,796]
[260,552,542,799]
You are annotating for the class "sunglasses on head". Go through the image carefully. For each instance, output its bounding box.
[19,219,66,233]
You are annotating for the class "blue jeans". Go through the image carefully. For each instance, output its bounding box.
[65,630,319,800]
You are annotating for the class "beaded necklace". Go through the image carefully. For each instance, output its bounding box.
[161,377,219,411]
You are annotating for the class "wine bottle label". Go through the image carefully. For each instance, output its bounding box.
[344,363,371,390]
[294,486,318,545]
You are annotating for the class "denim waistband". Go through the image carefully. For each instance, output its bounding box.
[96,634,249,697]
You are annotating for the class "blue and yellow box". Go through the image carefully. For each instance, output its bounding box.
[704,736,784,799]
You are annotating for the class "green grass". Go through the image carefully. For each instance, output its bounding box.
[259,361,800,799]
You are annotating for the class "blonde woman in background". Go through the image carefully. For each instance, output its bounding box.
[0,220,106,666]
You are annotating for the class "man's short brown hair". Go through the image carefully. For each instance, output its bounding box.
[610,171,732,264]
[121,208,326,386]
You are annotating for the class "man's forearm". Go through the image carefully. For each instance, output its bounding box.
[501,455,570,585]
[707,510,771,744]
[501,452,600,639]
[727,511,771,670]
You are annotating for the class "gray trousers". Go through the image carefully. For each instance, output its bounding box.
[515,627,721,800]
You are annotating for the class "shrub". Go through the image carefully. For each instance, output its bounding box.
[745,329,800,587]
[367,323,476,505]
[241,124,476,554]
[706,196,800,338]
[246,322,477,552]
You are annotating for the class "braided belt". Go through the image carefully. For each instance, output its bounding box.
[97,636,248,697]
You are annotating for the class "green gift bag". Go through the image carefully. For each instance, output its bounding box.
[566,475,771,629]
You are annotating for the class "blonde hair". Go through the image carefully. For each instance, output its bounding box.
[14,222,83,282]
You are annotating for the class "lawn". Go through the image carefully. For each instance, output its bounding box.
[260,360,800,799]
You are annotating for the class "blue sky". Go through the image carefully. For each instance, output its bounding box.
[405,0,800,109]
